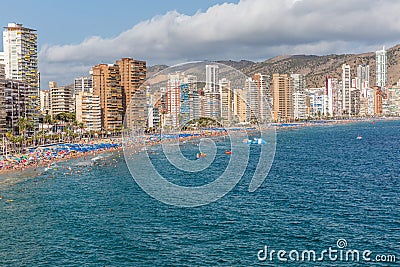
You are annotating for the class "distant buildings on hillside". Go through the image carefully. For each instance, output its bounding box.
[0,22,399,136]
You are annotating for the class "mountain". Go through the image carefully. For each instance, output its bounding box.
[147,44,400,88]
[147,64,169,77]
[227,44,400,88]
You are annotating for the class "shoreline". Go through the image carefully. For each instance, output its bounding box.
[0,140,122,176]
[273,116,400,130]
[1,117,399,177]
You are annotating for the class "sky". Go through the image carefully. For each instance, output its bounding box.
[2,0,400,88]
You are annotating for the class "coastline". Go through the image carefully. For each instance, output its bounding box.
[0,140,122,176]
[273,116,400,130]
[1,116,399,178]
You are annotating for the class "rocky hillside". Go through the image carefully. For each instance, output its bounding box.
[234,45,400,88]
[147,44,400,88]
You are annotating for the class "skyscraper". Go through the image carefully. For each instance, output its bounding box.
[3,23,38,87]
[3,23,39,128]
[245,77,258,122]
[376,47,387,90]
[116,58,147,128]
[326,76,339,117]
[233,88,246,123]
[92,64,123,131]
[291,74,307,120]
[356,64,370,97]
[205,65,220,119]
[219,78,233,123]
[272,74,293,122]
[253,73,270,121]
[166,73,182,128]
[5,80,30,135]
[342,64,351,115]
[185,75,199,121]
[205,65,219,93]
[244,73,270,123]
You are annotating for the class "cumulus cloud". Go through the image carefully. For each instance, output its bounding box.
[39,0,400,86]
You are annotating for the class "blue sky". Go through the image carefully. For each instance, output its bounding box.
[2,0,400,88]
[0,0,238,49]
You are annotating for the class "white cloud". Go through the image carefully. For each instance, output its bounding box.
[39,0,400,86]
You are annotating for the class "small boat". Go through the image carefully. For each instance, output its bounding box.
[244,138,266,145]
[356,135,362,140]
[225,149,232,155]
[196,152,207,159]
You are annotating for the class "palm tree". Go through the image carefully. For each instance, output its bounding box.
[44,114,52,124]
[5,131,14,155]
[78,122,85,139]
[17,117,28,136]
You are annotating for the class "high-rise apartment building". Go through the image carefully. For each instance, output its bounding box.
[272,74,293,122]
[204,65,220,119]
[376,47,387,90]
[245,77,257,122]
[74,76,92,94]
[291,74,306,93]
[233,88,246,123]
[293,91,307,120]
[3,23,38,88]
[92,64,123,131]
[75,91,101,131]
[185,75,199,121]
[205,65,219,93]
[165,73,182,128]
[373,86,383,115]
[342,64,352,115]
[3,23,39,128]
[39,89,50,115]
[245,73,270,122]
[291,74,307,120]
[180,83,191,125]
[49,82,75,117]
[219,78,233,123]
[387,85,400,116]
[116,58,146,128]
[356,64,370,97]
[254,73,270,121]
[307,87,328,118]
[326,76,339,117]
[351,88,361,115]
[359,87,375,116]
[5,80,30,135]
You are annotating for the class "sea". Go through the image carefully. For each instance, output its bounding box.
[0,120,399,266]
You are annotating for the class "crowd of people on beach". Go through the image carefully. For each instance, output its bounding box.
[0,130,230,174]
[0,139,122,174]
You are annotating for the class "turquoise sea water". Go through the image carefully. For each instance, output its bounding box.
[0,121,399,266]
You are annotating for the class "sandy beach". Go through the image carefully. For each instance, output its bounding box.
[0,139,122,175]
